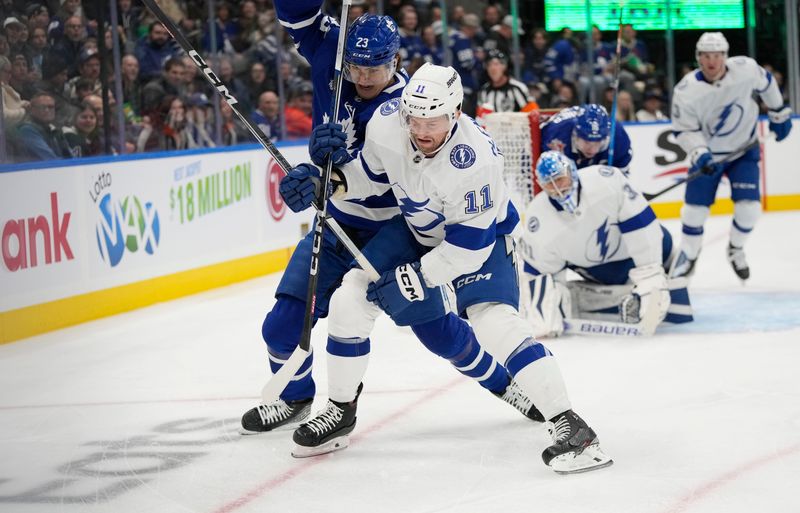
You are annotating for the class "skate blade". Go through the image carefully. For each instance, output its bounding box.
[550,443,614,475]
[291,435,350,458]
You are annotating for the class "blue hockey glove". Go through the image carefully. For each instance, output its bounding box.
[768,106,792,142]
[367,262,430,319]
[309,122,349,166]
[689,148,718,176]
[279,163,320,212]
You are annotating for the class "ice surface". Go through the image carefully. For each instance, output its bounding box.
[1,212,798,513]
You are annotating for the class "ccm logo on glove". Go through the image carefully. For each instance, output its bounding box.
[396,264,425,302]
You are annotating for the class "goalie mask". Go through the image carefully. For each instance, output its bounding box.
[573,104,610,159]
[344,15,401,99]
[400,62,463,155]
[535,151,580,214]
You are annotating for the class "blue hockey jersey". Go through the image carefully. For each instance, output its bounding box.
[276,0,406,230]
[541,106,633,172]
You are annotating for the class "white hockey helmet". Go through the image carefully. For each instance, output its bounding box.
[400,62,463,125]
[695,32,729,60]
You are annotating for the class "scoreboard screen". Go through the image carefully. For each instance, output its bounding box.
[544,1,746,31]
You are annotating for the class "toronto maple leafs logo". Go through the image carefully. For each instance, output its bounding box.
[323,102,357,156]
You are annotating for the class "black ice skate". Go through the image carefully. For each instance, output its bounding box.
[494,379,545,422]
[669,250,697,279]
[292,384,363,458]
[542,409,613,475]
[727,244,750,281]
[240,398,313,434]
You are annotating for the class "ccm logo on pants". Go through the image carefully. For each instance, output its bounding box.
[455,273,493,289]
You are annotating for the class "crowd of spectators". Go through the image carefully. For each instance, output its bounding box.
[3,0,783,164]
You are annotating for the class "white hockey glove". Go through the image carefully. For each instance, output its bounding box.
[621,263,670,335]
[527,274,571,338]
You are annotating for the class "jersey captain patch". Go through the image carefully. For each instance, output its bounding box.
[380,98,400,116]
[450,144,476,169]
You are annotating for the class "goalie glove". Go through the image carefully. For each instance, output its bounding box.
[526,274,571,338]
[621,263,670,335]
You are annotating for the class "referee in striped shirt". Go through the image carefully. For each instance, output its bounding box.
[477,49,535,113]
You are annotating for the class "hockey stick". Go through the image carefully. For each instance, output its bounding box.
[643,137,765,202]
[139,0,374,280]
[607,2,625,166]
[141,0,376,403]
[264,0,355,403]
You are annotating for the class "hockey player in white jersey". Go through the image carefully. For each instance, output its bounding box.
[670,32,793,280]
[519,151,693,338]
[284,63,612,474]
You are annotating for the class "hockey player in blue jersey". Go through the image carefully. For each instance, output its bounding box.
[241,3,534,435]
[284,63,613,474]
[541,104,633,174]
[669,32,793,281]
[519,151,693,338]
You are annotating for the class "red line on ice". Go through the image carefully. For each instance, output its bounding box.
[209,376,466,513]
[660,442,800,513]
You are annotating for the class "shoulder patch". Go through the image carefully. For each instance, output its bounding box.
[380,98,400,116]
[527,216,540,232]
[450,144,476,169]
[598,166,614,177]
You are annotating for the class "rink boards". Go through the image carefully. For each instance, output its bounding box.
[1,118,798,342]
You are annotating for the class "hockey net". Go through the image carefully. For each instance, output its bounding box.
[483,110,542,209]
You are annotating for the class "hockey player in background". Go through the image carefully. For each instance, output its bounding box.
[519,151,693,338]
[670,32,793,280]
[541,103,633,174]
[242,3,534,436]
[283,63,613,474]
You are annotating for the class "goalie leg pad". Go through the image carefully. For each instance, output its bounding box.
[527,274,571,338]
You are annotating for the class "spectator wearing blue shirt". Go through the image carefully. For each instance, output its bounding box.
[13,90,72,161]
[543,27,580,94]
[135,22,180,82]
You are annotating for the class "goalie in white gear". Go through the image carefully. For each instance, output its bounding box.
[519,151,694,338]
[670,32,793,281]
[292,63,613,474]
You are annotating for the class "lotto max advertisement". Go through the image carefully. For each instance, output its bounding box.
[0,145,312,318]
[1,119,798,341]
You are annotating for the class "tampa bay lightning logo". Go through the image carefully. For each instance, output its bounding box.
[527,216,540,232]
[584,218,621,263]
[708,102,744,137]
[450,144,476,169]
[599,166,614,177]
[380,98,400,116]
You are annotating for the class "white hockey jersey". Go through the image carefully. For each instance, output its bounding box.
[671,56,784,160]
[339,100,520,286]
[518,165,662,280]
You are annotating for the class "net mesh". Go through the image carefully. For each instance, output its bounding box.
[483,111,540,209]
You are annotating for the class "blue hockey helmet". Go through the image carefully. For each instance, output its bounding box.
[345,14,401,68]
[574,104,610,142]
[535,151,580,214]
